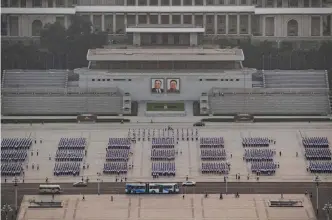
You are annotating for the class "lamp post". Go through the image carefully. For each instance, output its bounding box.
[314,176,321,215]
[13,177,19,213]
[225,176,228,194]
[1,204,13,220]
[323,202,332,220]
[97,178,102,195]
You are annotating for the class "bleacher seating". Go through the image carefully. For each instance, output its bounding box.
[264,71,328,89]
[242,137,270,147]
[302,137,329,148]
[103,162,128,174]
[308,161,332,173]
[251,161,277,174]
[1,87,124,116]
[152,138,175,148]
[53,162,80,176]
[200,137,224,148]
[2,70,69,88]
[151,162,176,176]
[106,149,130,161]
[55,150,85,162]
[108,138,131,149]
[151,149,176,160]
[209,88,330,115]
[244,149,275,161]
[201,162,229,174]
[201,149,227,160]
[1,163,23,176]
[58,138,86,150]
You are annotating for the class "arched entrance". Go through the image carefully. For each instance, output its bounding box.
[287,19,298,36]
[31,20,43,36]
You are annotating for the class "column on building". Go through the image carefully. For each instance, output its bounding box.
[190,32,198,46]
[133,32,141,46]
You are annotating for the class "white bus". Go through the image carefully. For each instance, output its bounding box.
[39,185,61,194]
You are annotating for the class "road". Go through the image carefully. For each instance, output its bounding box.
[1,182,332,220]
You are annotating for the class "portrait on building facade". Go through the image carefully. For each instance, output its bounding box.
[167,78,180,93]
[151,78,165,94]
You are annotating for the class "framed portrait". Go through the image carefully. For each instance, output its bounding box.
[151,78,165,94]
[166,78,180,93]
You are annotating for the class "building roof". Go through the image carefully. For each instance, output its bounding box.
[87,48,244,61]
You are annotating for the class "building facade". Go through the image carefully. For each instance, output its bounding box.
[1,0,332,43]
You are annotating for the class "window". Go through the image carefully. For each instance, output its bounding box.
[161,15,169,24]
[150,15,158,24]
[206,0,214,5]
[56,0,65,7]
[217,14,226,34]
[240,0,246,5]
[107,79,111,81]
[228,15,237,34]
[92,79,95,81]
[236,79,240,81]
[138,0,147,5]
[229,0,236,4]
[113,79,126,81]
[323,15,331,36]
[183,0,191,5]
[239,15,249,34]
[195,0,203,5]
[311,16,321,36]
[9,16,19,36]
[32,0,42,7]
[31,20,42,36]
[303,0,310,7]
[230,79,233,81]
[172,0,181,5]
[20,0,26,7]
[127,0,135,5]
[251,15,261,36]
[183,15,192,24]
[138,15,147,24]
[287,19,298,36]
[276,0,282,7]
[172,15,181,24]
[149,0,158,5]
[102,79,105,81]
[161,0,169,5]
[266,0,273,7]
[97,79,101,81]
[311,0,320,7]
[265,17,275,36]
[48,0,53,7]
[93,15,102,32]
[288,0,298,7]
[10,0,19,7]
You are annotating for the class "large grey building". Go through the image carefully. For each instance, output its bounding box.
[1,0,332,44]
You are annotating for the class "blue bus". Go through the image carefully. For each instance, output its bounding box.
[125,183,180,194]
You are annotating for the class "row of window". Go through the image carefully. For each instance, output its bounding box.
[2,14,331,37]
[90,78,241,82]
[2,0,331,7]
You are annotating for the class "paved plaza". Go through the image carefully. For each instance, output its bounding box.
[17,194,317,220]
[2,122,332,183]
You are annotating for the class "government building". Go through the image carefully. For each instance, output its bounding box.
[1,0,332,44]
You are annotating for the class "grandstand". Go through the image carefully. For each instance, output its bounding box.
[1,87,125,116]
[263,70,329,89]
[208,88,330,116]
[1,70,69,88]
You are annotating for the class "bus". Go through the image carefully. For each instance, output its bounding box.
[125,183,180,194]
[39,185,61,194]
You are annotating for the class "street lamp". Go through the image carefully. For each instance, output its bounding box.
[97,178,103,195]
[13,177,19,212]
[323,202,332,220]
[314,176,321,215]
[1,204,13,220]
[224,176,229,194]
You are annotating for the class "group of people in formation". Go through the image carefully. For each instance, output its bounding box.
[127,127,200,141]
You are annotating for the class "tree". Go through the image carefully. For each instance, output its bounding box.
[39,15,108,69]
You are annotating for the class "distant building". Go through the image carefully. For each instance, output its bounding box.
[1,0,332,45]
